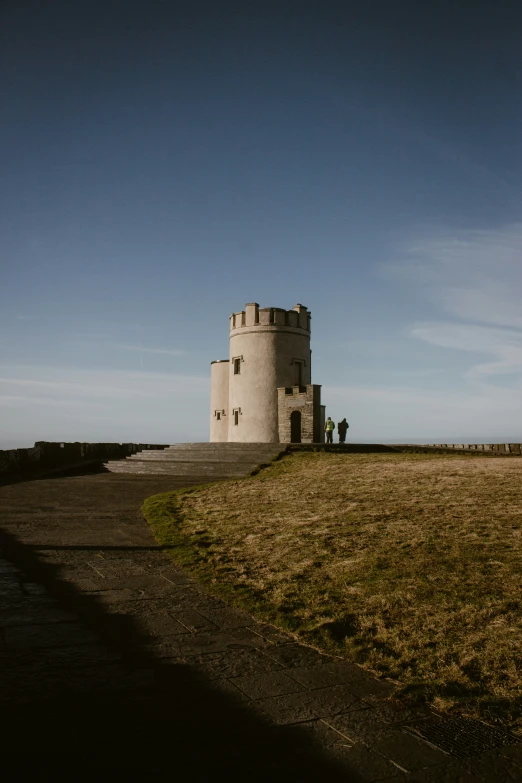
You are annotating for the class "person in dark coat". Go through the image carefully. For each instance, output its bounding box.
[337,418,349,443]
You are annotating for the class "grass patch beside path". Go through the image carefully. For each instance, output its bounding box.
[143,452,522,732]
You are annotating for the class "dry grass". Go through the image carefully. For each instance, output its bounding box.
[144,452,522,731]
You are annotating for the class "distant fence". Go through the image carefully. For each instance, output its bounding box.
[418,443,522,454]
[0,441,170,481]
[388,443,522,456]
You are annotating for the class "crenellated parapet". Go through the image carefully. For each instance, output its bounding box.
[229,303,311,334]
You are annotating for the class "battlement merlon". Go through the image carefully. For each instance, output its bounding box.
[229,304,311,333]
[278,383,322,395]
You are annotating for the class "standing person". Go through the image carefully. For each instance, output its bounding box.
[324,416,335,443]
[338,418,349,443]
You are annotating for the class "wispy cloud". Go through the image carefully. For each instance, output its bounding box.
[411,322,522,378]
[385,223,522,382]
[0,366,206,401]
[335,222,522,439]
[397,223,522,330]
[109,343,186,357]
[0,394,108,409]
[0,375,150,399]
[0,365,210,447]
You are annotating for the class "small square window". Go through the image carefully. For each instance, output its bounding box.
[233,358,241,375]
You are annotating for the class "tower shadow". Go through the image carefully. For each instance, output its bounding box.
[0,527,362,782]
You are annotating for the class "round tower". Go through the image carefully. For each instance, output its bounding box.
[227,302,312,442]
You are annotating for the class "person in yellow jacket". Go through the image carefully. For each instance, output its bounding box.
[324,416,335,444]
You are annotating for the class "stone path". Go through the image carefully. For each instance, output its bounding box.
[1,470,521,781]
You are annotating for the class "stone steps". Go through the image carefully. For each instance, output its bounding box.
[104,443,285,477]
[134,444,284,450]
[107,462,261,477]
[128,451,283,463]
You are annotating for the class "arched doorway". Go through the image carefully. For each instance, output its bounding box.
[290,410,302,443]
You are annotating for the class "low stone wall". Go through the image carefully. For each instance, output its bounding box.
[0,441,169,480]
[289,443,522,456]
[289,443,401,454]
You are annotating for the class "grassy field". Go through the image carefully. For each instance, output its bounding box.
[143,451,522,732]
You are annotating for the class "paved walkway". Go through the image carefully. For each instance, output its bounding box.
[1,470,521,781]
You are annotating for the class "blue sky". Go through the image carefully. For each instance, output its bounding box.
[1,0,522,447]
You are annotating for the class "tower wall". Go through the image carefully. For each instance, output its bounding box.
[227,303,312,443]
[209,360,229,442]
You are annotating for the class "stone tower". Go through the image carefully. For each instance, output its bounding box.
[210,302,324,443]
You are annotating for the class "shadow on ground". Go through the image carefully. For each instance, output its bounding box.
[0,460,110,488]
[0,526,362,782]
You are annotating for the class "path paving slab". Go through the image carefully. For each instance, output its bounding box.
[253,683,363,724]
[230,670,307,699]
[373,730,449,772]
[328,741,410,780]
[460,747,522,781]
[327,704,432,744]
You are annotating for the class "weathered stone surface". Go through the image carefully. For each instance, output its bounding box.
[135,612,191,637]
[288,659,381,689]
[177,628,269,656]
[0,596,76,625]
[409,762,491,782]
[501,744,522,764]
[129,638,186,662]
[279,718,350,748]
[373,730,448,772]
[230,671,306,700]
[254,684,361,724]
[192,603,257,629]
[2,659,155,702]
[84,585,197,606]
[4,621,99,649]
[461,748,522,781]
[72,573,186,594]
[327,708,406,744]
[206,677,252,702]
[0,562,19,575]
[246,623,298,646]
[0,577,23,597]
[326,741,407,780]
[169,609,219,633]
[187,647,285,680]
[262,642,329,668]
[328,705,432,744]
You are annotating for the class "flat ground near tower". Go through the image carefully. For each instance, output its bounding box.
[145,451,522,734]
